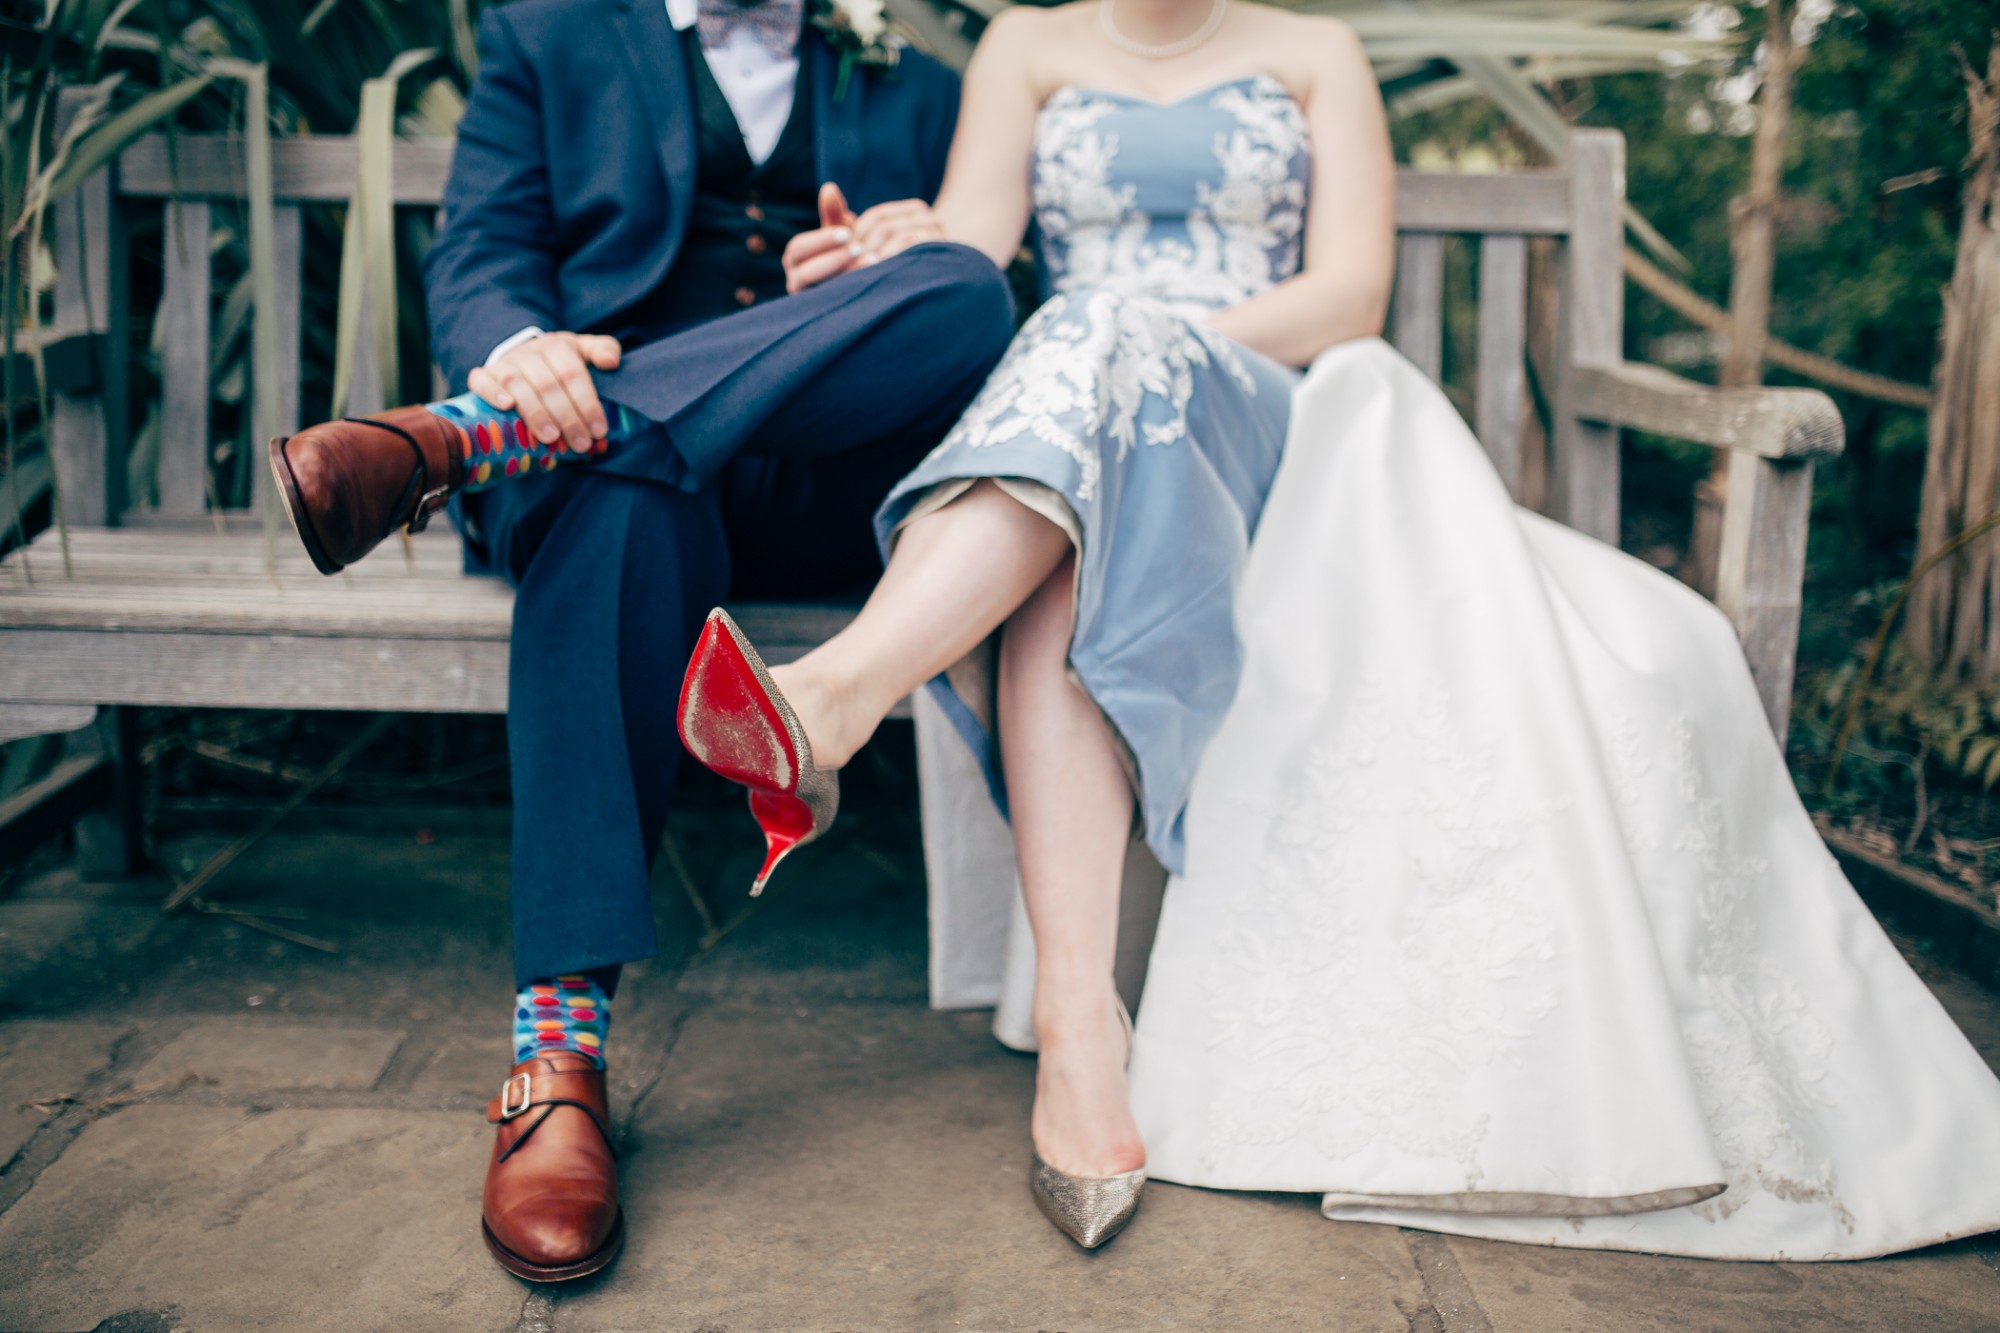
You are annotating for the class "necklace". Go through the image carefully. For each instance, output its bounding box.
[1099,0,1229,60]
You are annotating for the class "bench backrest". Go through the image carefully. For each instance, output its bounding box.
[48,110,1627,544]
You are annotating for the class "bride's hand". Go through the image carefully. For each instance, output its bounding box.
[784,183,865,294]
[852,199,947,262]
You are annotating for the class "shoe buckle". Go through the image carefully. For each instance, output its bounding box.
[406,486,451,533]
[499,1072,533,1119]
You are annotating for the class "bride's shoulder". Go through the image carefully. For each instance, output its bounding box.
[980,2,1079,45]
[1237,3,1364,52]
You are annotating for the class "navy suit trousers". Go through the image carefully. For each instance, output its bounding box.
[459,244,1014,986]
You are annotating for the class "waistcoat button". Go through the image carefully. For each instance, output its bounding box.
[735,286,757,307]
[746,234,767,255]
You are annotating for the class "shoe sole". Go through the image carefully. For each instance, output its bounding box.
[481,1208,625,1283]
[266,435,346,577]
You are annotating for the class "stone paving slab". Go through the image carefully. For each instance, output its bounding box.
[129,1020,404,1094]
[0,1022,125,1164]
[0,1105,519,1333]
[559,1001,1431,1332]
[1448,1231,2000,1333]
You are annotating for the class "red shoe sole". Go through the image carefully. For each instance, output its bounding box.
[677,609,837,894]
[676,612,801,795]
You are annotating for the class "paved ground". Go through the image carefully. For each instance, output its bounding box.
[3,741,2000,1333]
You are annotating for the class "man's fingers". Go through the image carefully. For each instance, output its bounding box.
[501,373,557,445]
[540,343,608,445]
[787,247,860,293]
[574,334,622,371]
[467,366,513,410]
[818,181,856,230]
[784,226,855,266]
[519,353,595,450]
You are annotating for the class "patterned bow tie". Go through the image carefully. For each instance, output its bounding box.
[697,0,807,60]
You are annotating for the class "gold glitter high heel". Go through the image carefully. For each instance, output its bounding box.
[1029,997,1146,1249]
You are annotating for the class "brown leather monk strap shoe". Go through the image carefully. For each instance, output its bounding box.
[268,406,468,576]
[481,1050,624,1283]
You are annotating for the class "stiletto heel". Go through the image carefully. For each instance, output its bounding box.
[1030,997,1146,1249]
[676,608,839,895]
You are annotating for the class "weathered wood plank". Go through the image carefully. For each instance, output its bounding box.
[1549,129,1625,545]
[157,201,212,517]
[1571,361,1845,459]
[249,205,305,516]
[119,134,458,204]
[0,704,97,745]
[49,89,123,527]
[1714,451,1816,740]
[1395,169,1572,234]
[1,628,514,712]
[1393,233,1445,381]
[118,132,1574,233]
[1476,233,1529,500]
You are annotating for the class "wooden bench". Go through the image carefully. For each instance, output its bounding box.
[0,121,1845,880]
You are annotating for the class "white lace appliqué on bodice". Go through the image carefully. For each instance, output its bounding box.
[1033,76,1310,315]
[933,78,1308,498]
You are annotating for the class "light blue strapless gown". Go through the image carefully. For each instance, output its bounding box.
[876,75,1311,871]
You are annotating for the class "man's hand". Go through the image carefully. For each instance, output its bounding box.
[467,331,623,452]
[784,183,865,294]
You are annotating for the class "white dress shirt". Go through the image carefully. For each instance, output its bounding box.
[485,0,802,367]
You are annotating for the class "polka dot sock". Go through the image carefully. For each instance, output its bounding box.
[427,392,653,492]
[514,974,610,1068]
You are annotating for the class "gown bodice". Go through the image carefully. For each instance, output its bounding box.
[1031,74,1312,316]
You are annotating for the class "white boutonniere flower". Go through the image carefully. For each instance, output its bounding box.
[811,0,903,102]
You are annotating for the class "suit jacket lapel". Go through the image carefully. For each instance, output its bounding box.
[810,33,868,202]
[612,0,698,252]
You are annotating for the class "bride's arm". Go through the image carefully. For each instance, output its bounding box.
[1203,21,1395,368]
[789,11,1044,285]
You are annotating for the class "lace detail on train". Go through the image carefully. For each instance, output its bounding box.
[1604,716,1847,1228]
[1196,677,1569,1177]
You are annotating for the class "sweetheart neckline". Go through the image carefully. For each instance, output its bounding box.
[1041,72,1294,112]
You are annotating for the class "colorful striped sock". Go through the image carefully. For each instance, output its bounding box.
[427,393,652,492]
[514,974,610,1067]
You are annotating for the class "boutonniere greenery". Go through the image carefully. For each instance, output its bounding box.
[811,0,901,102]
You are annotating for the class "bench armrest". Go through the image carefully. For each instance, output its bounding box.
[1566,359,1847,743]
[1570,360,1845,460]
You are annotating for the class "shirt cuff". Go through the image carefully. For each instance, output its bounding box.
[484,326,547,367]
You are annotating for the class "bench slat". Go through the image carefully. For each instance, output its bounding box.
[251,205,305,515]
[117,131,1577,233]
[158,201,212,517]
[1476,233,1529,500]
[1393,233,1445,381]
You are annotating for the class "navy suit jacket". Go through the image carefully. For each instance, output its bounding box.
[423,0,962,390]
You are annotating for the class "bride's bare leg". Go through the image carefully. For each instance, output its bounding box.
[1003,555,1147,1178]
[768,480,1070,767]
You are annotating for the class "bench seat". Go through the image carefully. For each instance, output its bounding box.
[0,526,861,720]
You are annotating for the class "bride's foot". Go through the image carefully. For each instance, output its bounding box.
[1030,983,1147,1179]
[766,661,882,771]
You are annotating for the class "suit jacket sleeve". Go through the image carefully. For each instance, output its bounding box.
[423,6,563,391]
[922,65,960,202]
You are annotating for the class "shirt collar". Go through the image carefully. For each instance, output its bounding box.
[665,0,698,31]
